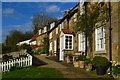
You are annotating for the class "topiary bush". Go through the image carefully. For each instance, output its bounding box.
[92,56,110,67]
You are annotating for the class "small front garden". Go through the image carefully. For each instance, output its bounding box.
[2,66,64,79]
[64,54,120,78]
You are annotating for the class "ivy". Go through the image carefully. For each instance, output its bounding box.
[74,2,109,53]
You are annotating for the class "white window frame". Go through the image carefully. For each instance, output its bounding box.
[49,32,52,39]
[61,22,64,29]
[64,34,73,50]
[95,26,105,51]
[60,24,61,31]
[74,13,77,22]
[44,26,47,33]
[50,22,55,29]
[56,27,58,34]
[54,40,57,52]
[38,29,42,35]
[49,42,52,51]
[78,32,85,51]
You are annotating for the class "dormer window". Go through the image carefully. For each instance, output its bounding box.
[61,22,64,29]
[39,29,42,35]
[56,27,58,34]
[74,13,77,22]
[44,26,47,33]
[50,22,55,29]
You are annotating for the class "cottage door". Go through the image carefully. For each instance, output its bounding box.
[59,33,64,61]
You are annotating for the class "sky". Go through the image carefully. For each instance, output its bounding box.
[1,2,78,43]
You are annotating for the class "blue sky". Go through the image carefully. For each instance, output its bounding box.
[2,2,78,43]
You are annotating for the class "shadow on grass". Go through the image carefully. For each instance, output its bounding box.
[32,55,48,66]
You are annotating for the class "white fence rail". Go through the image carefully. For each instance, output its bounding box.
[0,54,32,73]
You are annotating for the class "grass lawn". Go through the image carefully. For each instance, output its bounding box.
[2,66,64,79]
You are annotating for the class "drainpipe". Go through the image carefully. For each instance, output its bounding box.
[108,2,112,76]
[84,2,88,57]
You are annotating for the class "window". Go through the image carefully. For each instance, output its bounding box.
[60,24,61,31]
[65,35,73,50]
[50,22,55,29]
[95,26,105,51]
[56,27,58,34]
[74,13,77,22]
[49,42,52,51]
[61,22,64,29]
[54,40,57,52]
[49,32,52,39]
[38,29,42,35]
[78,33,85,51]
[44,26,47,33]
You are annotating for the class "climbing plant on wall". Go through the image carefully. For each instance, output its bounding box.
[74,2,109,54]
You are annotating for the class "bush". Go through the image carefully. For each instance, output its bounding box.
[19,54,27,59]
[64,53,73,58]
[10,63,20,71]
[78,55,86,61]
[34,51,40,55]
[92,56,110,67]
[112,65,120,75]
[85,58,92,64]
[3,55,13,61]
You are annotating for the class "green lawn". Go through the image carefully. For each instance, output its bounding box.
[2,66,64,79]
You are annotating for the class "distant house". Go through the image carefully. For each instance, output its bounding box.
[16,39,31,46]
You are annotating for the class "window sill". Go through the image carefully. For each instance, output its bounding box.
[78,50,85,52]
[63,49,73,51]
[94,50,106,54]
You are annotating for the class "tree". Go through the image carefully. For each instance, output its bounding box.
[4,30,34,53]
[32,12,57,34]
[43,36,49,53]
[74,2,109,57]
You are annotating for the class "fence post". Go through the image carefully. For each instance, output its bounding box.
[30,56,32,66]
[4,62,6,72]
[0,63,2,73]
[8,61,11,71]
[6,61,8,71]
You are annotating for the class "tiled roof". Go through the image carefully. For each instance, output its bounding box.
[61,29,73,34]
[30,45,44,49]
[31,32,39,41]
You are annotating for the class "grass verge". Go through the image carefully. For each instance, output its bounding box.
[2,66,64,79]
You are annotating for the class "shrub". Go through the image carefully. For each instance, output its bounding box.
[10,63,20,71]
[3,55,13,61]
[74,58,79,61]
[78,55,86,61]
[92,56,110,67]
[64,53,73,58]
[34,51,40,55]
[112,65,120,75]
[84,58,92,64]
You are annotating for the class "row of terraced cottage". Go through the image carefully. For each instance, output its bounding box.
[29,2,120,64]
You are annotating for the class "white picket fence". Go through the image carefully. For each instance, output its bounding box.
[0,54,32,73]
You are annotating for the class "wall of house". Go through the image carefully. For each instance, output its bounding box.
[36,33,47,46]
[91,2,120,64]
[49,24,61,56]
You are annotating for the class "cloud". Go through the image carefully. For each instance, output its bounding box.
[2,8,14,15]
[2,22,33,43]
[46,5,60,13]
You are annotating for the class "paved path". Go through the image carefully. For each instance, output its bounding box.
[33,55,114,80]
[33,55,96,79]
